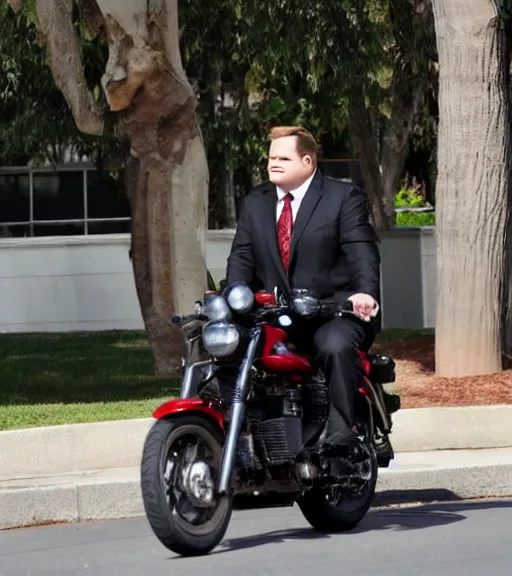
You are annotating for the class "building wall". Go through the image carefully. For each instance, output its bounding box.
[0,228,436,333]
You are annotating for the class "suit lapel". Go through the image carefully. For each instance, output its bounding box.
[290,171,324,262]
[261,185,291,291]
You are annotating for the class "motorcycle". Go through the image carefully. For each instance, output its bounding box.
[140,284,400,557]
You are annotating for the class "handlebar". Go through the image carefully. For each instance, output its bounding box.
[172,296,373,328]
[255,299,371,323]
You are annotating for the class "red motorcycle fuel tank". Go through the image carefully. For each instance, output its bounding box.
[258,324,312,373]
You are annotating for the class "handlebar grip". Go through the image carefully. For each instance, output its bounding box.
[171,314,208,326]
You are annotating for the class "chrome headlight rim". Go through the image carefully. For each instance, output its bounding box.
[203,294,232,322]
[226,283,255,314]
[202,320,240,358]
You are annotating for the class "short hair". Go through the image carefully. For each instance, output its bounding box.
[269,126,319,165]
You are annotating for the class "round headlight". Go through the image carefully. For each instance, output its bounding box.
[226,283,254,313]
[203,321,240,358]
[203,294,231,321]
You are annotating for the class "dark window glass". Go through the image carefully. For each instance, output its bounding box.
[87,220,131,235]
[319,160,365,188]
[0,223,31,238]
[0,174,30,223]
[87,171,130,219]
[319,160,351,179]
[33,172,84,221]
[33,222,85,237]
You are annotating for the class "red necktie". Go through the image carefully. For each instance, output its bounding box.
[277,193,293,271]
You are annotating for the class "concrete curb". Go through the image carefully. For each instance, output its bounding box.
[2,405,512,480]
[2,448,512,531]
[0,468,143,530]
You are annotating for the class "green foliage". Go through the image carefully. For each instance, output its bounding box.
[396,211,435,226]
[0,4,71,163]
[2,0,436,227]
[180,0,399,225]
[179,0,436,227]
[0,3,124,166]
[394,176,435,226]
[394,180,426,207]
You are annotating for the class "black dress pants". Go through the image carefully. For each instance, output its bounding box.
[313,317,372,439]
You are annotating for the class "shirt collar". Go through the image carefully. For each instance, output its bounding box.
[276,171,316,203]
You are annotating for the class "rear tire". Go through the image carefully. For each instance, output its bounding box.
[297,444,378,532]
[140,415,232,556]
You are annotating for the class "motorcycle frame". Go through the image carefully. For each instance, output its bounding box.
[151,326,262,496]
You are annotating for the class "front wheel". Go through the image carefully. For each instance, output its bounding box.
[140,415,232,557]
[297,444,378,532]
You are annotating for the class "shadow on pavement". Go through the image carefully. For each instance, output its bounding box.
[373,488,464,506]
[205,496,512,555]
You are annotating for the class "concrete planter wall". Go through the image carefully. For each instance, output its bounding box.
[0,227,436,333]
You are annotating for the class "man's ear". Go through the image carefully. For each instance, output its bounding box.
[303,154,312,165]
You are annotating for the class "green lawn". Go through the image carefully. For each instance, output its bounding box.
[0,331,179,431]
[0,328,432,431]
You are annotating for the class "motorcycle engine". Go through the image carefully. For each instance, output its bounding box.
[240,370,330,469]
[205,366,330,472]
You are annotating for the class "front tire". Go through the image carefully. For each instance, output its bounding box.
[297,444,378,532]
[140,415,232,556]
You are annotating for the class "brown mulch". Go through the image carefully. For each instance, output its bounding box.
[372,337,512,409]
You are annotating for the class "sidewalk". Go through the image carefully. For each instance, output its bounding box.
[2,448,512,530]
[2,406,512,530]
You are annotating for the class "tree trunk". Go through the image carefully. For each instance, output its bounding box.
[97,0,208,374]
[348,94,392,232]
[127,125,208,374]
[433,0,510,377]
[348,76,424,233]
[221,168,237,228]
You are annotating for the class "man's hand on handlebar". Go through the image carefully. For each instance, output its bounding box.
[347,293,378,321]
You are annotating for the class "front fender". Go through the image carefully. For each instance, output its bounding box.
[152,398,225,433]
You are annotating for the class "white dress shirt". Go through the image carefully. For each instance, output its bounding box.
[275,172,316,222]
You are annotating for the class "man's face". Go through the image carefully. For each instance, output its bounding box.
[267,136,315,191]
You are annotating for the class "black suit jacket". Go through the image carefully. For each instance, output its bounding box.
[226,170,381,314]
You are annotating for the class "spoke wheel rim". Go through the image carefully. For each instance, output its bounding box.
[160,424,230,536]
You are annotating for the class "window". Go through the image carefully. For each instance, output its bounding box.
[0,174,30,223]
[0,167,131,238]
[87,171,130,219]
[33,172,84,221]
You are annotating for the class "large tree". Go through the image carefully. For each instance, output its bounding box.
[433,0,511,376]
[6,0,209,374]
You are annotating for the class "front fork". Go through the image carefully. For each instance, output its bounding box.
[217,327,262,495]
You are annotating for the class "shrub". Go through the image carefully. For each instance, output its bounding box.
[394,177,435,227]
[396,211,435,226]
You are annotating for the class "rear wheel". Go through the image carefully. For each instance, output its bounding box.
[297,443,378,532]
[140,415,232,556]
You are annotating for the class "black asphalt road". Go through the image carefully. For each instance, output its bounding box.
[1,499,511,576]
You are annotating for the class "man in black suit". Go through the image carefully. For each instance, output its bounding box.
[226,126,381,447]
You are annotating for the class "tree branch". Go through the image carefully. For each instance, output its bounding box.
[34,0,104,135]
